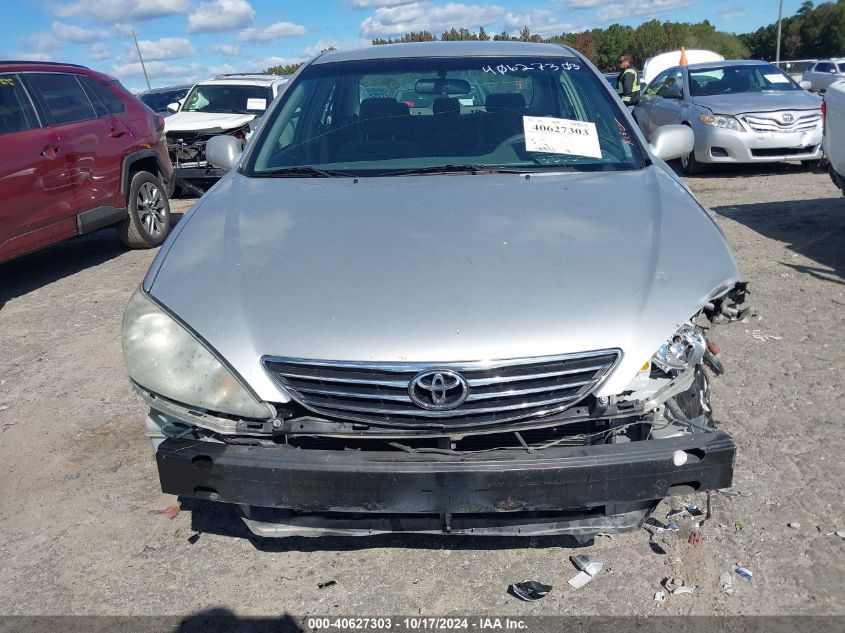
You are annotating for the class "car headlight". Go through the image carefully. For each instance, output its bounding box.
[651,324,707,373]
[699,113,744,132]
[122,289,271,419]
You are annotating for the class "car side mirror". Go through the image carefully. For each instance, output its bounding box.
[799,80,812,90]
[167,102,180,113]
[206,135,242,171]
[662,87,683,100]
[649,125,694,162]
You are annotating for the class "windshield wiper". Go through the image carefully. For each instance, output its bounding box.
[380,164,535,177]
[256,166,351,178]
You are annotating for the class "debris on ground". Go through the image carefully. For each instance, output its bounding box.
[688,530,704,546]
[667,504,704,521]
[751,329,783,341]
[720,572,734,594]
[567,555,603,589]
[317,580,337,589]
[510,580,552,602]
[644,517,668,533]
[187,532,201,544]
[666,522,679,532]
[663,576,696,595]
[735,567,753,582]
[596,532,617,540]
[735,522,744,533]
[163,505,181,520]
[653,590,666,603]
[684,504,704,517]
[828,530,845,539]
[650,541,668,555]
[788,522,801,529]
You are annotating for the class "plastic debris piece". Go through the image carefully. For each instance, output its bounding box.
[734,522,744,533]
[510,580,552,602]
[664,577,696,595]
[571,554,603,576]
[163,505,181,520]
[644,517,668,533]
[720,572,733,593]
[596,532,617,540]
[667,508,687,520]
[788,522,801,529]
[666,522,680,532]
[735,567,753,582]
[654,590,666,603]
[187,532,201,544]
[688,530,704,546]
[684,504,704,517]
[833,531,845,539]
[318,580,337,590]
[650,541,667,555]
[567,571,593,590]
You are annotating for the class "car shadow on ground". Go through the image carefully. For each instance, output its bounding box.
[183,498,596,552]
[674,162,817,179]
[0,214,184,311]
[710,195,845,284]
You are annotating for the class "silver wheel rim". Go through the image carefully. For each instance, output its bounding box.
[681,153,690,170]
[136,181,166,237]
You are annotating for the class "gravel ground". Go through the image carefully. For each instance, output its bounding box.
[0,165,843,618]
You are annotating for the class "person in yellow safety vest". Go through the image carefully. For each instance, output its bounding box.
[616,54,641,106]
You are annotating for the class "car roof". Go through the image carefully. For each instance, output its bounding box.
[136,84,192,96]
[685,59,776,70]
[195,74,286,87]
[314,41,578,64]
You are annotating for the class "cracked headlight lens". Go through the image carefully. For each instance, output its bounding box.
[122,289,271,419]
[651,324,707,373]
[699,113,745,132]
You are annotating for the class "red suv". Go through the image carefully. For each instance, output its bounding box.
[0,61,175,263]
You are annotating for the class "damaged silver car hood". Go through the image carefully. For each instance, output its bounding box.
[692,90,821,115]
[145,166,741,402]
[163,111,256,133]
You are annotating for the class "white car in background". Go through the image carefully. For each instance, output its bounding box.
[802,59,845,93]
[164,73,289,194]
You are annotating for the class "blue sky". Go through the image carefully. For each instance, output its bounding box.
[4,0,805,91]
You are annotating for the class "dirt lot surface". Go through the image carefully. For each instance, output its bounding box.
[1,165,844,618]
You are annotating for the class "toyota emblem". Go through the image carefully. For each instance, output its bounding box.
[782,113,794,123]
[408,370,469,411]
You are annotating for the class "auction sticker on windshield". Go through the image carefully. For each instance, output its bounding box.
[523,116,602,158]
[247,98,267,110]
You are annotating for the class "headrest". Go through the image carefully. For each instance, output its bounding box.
[433,97,460,116]
[360,97,410,119]
[485,92,526,112]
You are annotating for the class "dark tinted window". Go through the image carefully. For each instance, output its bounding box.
[815,62,834,73]
[79,77,109,117]
[0,74,37,135]
[84,77,127,114]
[28,73,97,124]
[139,88,188,112]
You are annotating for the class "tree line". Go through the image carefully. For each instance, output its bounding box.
[265,2,843,76]
[740,1,844,60]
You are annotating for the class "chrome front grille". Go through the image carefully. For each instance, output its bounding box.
[741,110,821,133]
[263,350,620,428]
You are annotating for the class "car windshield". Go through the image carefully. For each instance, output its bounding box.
[689,64,801,96]
[140,89,188,112]
[247,56,647,177]
[182,84,272,114]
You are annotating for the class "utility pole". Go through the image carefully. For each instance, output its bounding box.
[131,30,152,91]
[775,0,784,65]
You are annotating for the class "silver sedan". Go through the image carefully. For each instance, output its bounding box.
[634,60,823,174]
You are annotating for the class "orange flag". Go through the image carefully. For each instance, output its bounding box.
[679,47,689,65]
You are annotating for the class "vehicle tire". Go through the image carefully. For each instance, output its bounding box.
[679,149,704,176]
[118,171,171,249]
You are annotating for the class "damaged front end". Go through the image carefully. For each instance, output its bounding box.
[166,125,249,195]
[144,283,751,538]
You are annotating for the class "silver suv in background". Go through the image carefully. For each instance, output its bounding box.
[802,59,845,93]
[123,42,749,539]
[634,60,823,174]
